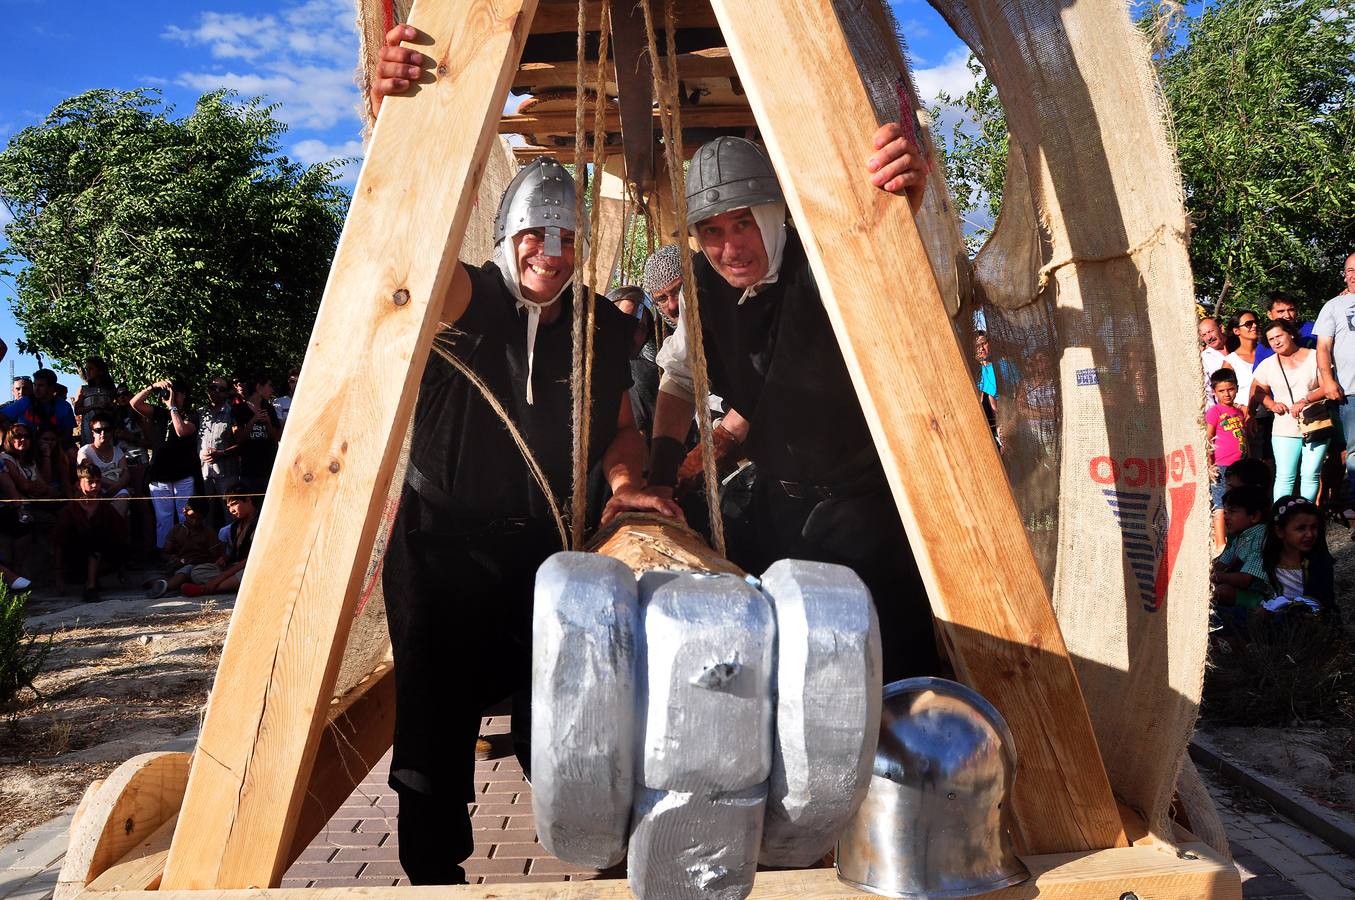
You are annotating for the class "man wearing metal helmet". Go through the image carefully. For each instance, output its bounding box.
[370,58,680,885]
[606,132,938,683]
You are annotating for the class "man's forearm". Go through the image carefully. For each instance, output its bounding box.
[603,425,647,494]
[653,388,696,442]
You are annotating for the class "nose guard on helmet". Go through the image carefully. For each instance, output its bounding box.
[495,156,588,257]
[685,136,786,228]
[836,677,1029,899]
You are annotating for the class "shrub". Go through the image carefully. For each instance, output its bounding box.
[0,582,49,702]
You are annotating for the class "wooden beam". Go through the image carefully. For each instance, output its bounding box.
[512,47,736,89]
[609,1,656,192]
[499,104,754,134]
[590,512,744,575]
[159,0,538,889]
[72,843,1241,899]
[706,0,1127,855]
[531,0,717,34]
[83,816,177,894]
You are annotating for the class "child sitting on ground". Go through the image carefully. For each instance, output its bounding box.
[1261,496,1336,620]
[52,462,128,602]
[1206,369,1248,549]
[182,488,255,597]
[145,497,224,598]
[1212,485,1271,608]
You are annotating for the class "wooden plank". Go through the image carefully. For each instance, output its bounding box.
[159,0,538,889]
[513,47,736,89]
[706,0,1126,855]
[499,104,755,134]
[531,0,717,34]
[77,843,1241,899]
[57,753,189,900]
[609,1,656,193]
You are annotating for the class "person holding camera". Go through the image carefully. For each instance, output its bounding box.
[131,379,199,548]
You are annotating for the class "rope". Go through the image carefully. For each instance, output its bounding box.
[568,0,612,549]
[0,491,266,504]
[641,0,726,557]
[430,335,569,551]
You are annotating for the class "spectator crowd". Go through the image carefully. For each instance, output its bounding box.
[0,360,301,603]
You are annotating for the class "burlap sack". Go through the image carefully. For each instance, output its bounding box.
[917,0,1211,844]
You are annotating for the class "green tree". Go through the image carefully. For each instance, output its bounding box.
[926,0,1355,319]
[928,57,1008,255]
[0,89,349,391]
[1160,0,1354,317]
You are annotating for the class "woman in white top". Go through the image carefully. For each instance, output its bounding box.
[1252,320,1329,501]
[1222,311,1260,415]
[76,410,131,517]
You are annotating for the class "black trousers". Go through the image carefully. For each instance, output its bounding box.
[381,487,559,885]
[736,477,940,684]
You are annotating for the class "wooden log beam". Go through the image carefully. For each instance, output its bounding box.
[609,1,656,193]
[531,0,717,34]
[69,842,1242,899]
[512,47,736,90]
[589,512,743,575]
[160,0,538,888]
[706,0,1126,855]
[499,104,755,134]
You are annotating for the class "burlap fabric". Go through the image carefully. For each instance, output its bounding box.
[352,0,1216,849]
[841,0,1213,845]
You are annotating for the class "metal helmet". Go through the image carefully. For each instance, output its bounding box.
[685,137,785,227]
[494,156,588,257]
[836,677,1029,899]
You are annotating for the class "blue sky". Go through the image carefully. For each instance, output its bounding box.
[0,0,976,391]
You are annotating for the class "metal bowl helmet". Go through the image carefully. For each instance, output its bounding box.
[685,137,785,228]
[494,156,588,257]
[835,677,1029,898]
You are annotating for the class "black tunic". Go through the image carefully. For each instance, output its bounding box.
[406,260,634,524]
[383,260,635,814]
[692,230,937,681]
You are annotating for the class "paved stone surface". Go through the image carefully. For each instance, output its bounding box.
[4,716,1353,896]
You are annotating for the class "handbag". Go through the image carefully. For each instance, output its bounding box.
[1278,360,1335,442]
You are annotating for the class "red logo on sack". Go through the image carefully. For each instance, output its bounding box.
[1088,446,1198,612]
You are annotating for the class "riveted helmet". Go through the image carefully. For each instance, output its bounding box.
[494,156,588,257]
[836,677,1029,899]
[685,137,784,228]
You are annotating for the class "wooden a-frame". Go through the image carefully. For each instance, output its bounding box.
[61,0,1241,897]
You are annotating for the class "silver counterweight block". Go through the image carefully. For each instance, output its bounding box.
[636,571,775,792]
[758,560,882,867]
[627,783,769,900]
[531,552,639,868]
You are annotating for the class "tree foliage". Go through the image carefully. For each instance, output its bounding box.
[0,89,349,391]
[928,56,1008,255]
[1160,0,1354,317]
[927,0,1355,319]
[0,582,48,702]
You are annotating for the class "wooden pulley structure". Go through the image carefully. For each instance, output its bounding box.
[57,0,1241,897]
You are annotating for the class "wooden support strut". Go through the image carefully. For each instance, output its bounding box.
[159,0,538,889]
[499,104,756,134]
[512,47,737,89]
[706,0,1127,855]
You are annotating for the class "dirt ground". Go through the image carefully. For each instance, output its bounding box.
[0,591,231,845]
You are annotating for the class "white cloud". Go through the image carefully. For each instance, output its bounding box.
[292,137,364,182]
[912,46,980,106]
[164,0,360,131]
[0,203,12,228]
